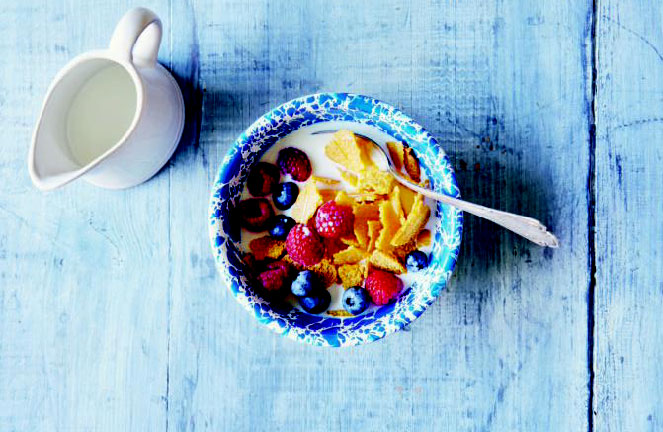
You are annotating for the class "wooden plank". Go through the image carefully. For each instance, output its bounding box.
[165,1,591,431]
[0,2,172,430]
[0,0,598,430]
[595,1,663,430]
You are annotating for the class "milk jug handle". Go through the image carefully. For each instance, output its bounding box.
[109,7,162,67]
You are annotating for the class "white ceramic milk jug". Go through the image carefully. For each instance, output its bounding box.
[28,7,184,190]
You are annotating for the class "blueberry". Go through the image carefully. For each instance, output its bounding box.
[342,286,371,315]
[299,289,331,314]
[290,270,317,297]
[405,250,429,272]
[268,215,296,240]
[272,182,299,210]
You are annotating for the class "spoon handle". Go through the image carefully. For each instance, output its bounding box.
[394,176,559,248]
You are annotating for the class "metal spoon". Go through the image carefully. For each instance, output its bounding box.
[312,130,559,248]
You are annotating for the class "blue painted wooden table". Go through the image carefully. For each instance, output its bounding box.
[1,1,661,430]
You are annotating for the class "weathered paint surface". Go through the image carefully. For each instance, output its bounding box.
[0,0,656,430]
[595,1,663,430]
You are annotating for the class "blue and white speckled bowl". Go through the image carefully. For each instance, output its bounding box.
[208,93,463,347]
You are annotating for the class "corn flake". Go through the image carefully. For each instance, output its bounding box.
[386,141,405,172]
[348,192,383,202]
[358,167,396,195]
[391,186,406,223]
[391,194,430,246]
[327,309,354,317]
[375,199,401,251]
[325,130,369,173]
[399,186,418,216]
[333,246,368,265]
[290,181,323,223]
[393,238,417,261]
[353,202,380,220]
[369,249,406,274]
[403,147,421,183]
[312,175,340,186]
[318,189,337,203]
[367,220,382,253]
[417,229,432,247]
[249,236,286,261]
[339,170,359,187]
[355,136,377,168]
[334,190,356,207]
[354,218,370,249]
[340,234,361,248]
[311,259,337,287]
[338,262,367,288]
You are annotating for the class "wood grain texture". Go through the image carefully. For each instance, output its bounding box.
[0,0,601,430]
[595,1,663,430]
[0,2,172,430]
[164,1,592,431]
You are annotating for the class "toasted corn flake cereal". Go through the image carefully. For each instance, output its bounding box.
[339,170,359,187]
[312,175,341,185]
[391,194,431,246]
[333,246,368,265]
[249,236,286,261]
[386,141,405,172]
[358,167,396,195]
[334,190,356,207]
[369,249,406,274]
[338,263,366,288]
[399,186,418,216]
[318,189,337,203]
[348,192,383,202]
[340,234,361,248]
[327,309,354,317]
[354,217,370,249]
[367,220,382,253]
[311,259,337,288]
[353,203,380,220]
[393,238,417,261]
[353,202,380,250]
[417,229,432,247]
[376,199,401,252]
[403,147,421,183]
[325,130,368,173]
[391,186,406,223]
[290,181,323,223]
[355,136,377,168]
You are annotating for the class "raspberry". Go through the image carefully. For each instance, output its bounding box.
[247,162,280,197]
[277,147,312,181]
[314,201,354,239]
[365,270,403,305]
[285,224,324,267]
[257,260,292,293]
[237,198,274,232]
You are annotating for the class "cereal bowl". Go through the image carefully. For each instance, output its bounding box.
[208,93,463,347]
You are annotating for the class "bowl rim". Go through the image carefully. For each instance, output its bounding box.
[208,92,463,347]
